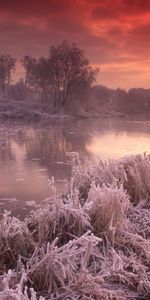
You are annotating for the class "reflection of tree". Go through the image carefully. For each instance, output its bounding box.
[25,129,72,162]
[23,125,89,162]
[22,125,88,179]
[11,130,26,146]
[12,119,150,166]
[0,118,149,166]
[0,129,15,162]
[0,121,90,169]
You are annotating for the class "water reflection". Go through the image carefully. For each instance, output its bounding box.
[0,118,150,217]
[86,132,150,159]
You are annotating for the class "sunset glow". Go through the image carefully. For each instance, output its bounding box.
[0,0,150,88]
[86,132,150,159]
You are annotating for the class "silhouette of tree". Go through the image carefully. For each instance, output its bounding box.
[21,56,36,87]
[49,41,98,111]
[0,54,16,99]
[21,41,99,111]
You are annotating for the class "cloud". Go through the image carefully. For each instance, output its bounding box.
[0,0,150,88]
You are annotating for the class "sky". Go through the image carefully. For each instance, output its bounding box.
[0,0,150,89]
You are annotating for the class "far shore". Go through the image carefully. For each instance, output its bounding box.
[0,101,150,122]
[0,97,150,123]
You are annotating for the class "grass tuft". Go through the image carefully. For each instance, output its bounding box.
[0,153,150,299]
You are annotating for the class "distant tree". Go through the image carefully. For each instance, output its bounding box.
[21,41,99,111]
[21,55,36,87]
[49,41,98,111]
[21,56,53,101]
[126,88,150,113]
[113,88,128,112]
[8,79,27,101]
[0,54,16,99]
[30,57,53,101]
[92,85,113,106]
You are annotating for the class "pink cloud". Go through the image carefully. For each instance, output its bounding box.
[0,0,150,88]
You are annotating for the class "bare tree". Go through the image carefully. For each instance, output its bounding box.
[0,54,16,99]
[49,41,98,111]
[21,41,99,111]
[8,79,27,101]
[21,55,37,87]
[21,56,53,101]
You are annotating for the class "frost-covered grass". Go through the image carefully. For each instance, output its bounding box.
[0,153,150,299]
[0,99,52,121]
[0,99,74,121]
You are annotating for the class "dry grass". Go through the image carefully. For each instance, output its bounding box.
[0,153,150,299]
[0,211,35,272]
[71,153,150,204]
[86,182,130,246]
[27,189,91,245]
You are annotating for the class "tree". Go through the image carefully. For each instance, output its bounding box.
[49,41,98,111]
[21,56,53,101]
[21,41,99,111]
[8,79,27,101]
[0,54,16,99]
[21,55,36,87]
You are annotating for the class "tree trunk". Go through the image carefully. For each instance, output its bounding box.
[2,84,6,99]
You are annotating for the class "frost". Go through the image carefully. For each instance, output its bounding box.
[0,153,150,299]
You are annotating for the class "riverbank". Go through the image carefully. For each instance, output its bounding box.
[0,98,142,121]
[0,153,150,299]
[0,102,124,121]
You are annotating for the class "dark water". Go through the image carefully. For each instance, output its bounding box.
[1,118,150,217]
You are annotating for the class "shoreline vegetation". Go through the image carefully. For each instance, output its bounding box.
[0,153,150,299]
[0,98,150,122]
[1,42,150,121]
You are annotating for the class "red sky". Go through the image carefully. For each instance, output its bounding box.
[0,0,150,89]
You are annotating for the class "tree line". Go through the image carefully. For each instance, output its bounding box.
[1,41,149,116]
[0,41,98,112]
[91,85,150,114]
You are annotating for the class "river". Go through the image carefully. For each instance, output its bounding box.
[0,117,150,217]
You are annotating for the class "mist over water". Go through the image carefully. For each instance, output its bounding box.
[0,118,150,217]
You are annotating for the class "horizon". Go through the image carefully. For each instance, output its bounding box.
[0,0,150,89]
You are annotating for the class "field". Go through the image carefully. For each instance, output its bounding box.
[0,153,150,299]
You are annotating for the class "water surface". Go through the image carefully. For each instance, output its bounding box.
[1,118,150,217]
